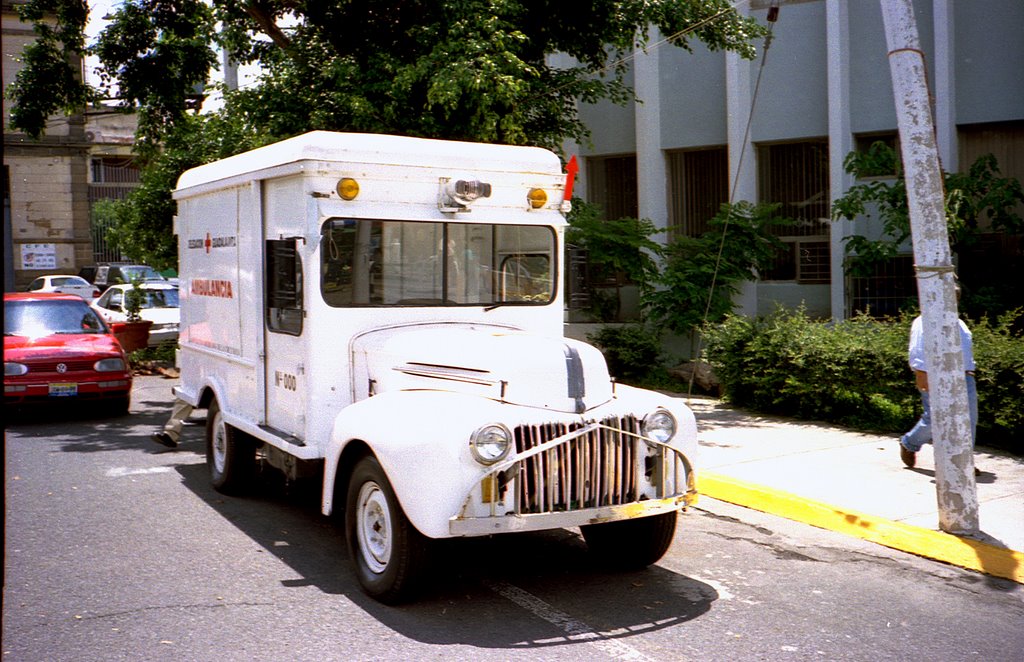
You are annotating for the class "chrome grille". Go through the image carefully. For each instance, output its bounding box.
[513,416,642,514]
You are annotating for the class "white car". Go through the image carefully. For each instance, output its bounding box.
[26,275,100,301]
[92,282,180,347]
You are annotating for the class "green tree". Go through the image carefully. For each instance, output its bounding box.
[8,1,767,266]
[831,142,1024,318]
[644,202,789,342]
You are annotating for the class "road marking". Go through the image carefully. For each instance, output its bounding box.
[106,467,174,477]
[484,580,659,661]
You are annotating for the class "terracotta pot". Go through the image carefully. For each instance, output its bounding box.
[111,320,153,353]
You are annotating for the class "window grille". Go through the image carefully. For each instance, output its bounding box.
[668,147,728,239]
[848,255,915,318]
[586,154,638,221]
[758,140,831,283]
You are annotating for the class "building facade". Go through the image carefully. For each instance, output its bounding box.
[568,0,1023,320]
[3,0,138,292]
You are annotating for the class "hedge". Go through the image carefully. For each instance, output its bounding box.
[701,308,1023,454]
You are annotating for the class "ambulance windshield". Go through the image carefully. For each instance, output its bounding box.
[320,219,555,307]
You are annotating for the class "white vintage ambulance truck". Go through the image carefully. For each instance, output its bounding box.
[172,131,697,603]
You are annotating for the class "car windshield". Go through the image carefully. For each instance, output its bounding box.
[4,299,107,336]
[122,266,166,282]
[143,288,179,308]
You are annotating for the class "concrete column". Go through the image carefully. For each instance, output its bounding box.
[726,49,758,316]
[634,29,668,246]
[933,0,957,171]
[827,0,854,320]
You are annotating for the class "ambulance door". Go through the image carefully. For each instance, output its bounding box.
[262,179,308,440]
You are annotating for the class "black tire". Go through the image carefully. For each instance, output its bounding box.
[345,456,429,604]
[105,395,131,417]
[206,398,255,495]
[581,511,678,569]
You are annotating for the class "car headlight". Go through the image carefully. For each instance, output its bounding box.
[5,362,28,376]
[469,424,512,465]
[94,358,127,372]
[642,409,677,443]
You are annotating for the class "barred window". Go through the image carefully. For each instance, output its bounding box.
[668,147,728,239]
[586,154,638,221]
[848,255,916,318]
[758,140,831,283]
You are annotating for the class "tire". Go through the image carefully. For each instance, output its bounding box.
[206,398,256,495]
[345,456,429,604]
[581,511,678,569]
[105,395,131,417]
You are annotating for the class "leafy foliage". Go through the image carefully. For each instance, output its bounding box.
[644,202,789,338]
[7,0,95,137]
[702,307,1024,452]
[7,0,767,266]
[832,142,1024,318]
[104,112,270,269]
[566,200,661,292]
[587,324,664,382]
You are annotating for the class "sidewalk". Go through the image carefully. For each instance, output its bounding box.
[686,396,1024,584]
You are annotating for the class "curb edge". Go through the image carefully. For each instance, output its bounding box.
[698,471,1023,584]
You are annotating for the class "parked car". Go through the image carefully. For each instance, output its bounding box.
[92,282,180,347]
[26,274,100,300]
[77,265,99,284]
[4,292,132,413]
[92,264,167,293]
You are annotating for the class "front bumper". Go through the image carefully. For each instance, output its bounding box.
[450,420,697,536]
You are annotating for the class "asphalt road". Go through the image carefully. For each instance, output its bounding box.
[4,375,1022,661]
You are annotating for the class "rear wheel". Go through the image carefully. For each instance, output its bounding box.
[206,398,255,494]
[581,511,678,569]
[345,456,429,604]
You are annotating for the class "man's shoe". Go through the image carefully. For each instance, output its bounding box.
[974,467,982,477]
[899,444,916,468]
[151,432,178,448]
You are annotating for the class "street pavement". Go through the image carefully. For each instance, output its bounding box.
[685,395,1024,584]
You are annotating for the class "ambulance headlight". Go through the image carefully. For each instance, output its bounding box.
[470,424,512,465]
[642,409,676,443]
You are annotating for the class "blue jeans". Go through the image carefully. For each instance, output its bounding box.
[900,375,977,452]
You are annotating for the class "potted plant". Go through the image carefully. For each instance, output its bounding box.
[111,278,153,353]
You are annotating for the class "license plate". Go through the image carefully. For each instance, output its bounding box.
[49,383,78,397]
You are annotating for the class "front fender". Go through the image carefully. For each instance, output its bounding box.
[322,391,518,539]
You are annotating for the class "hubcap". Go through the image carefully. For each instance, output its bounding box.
[212,412,227,475]
[356,481,391,574]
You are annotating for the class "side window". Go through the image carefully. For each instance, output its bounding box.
[266,238,303,335]
[108,290,123,310]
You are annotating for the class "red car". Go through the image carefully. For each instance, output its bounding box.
[4,292,132,413]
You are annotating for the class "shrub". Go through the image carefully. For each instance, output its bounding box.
[702,308,915,431]
[702,307,1024,453]
[973,309,1024,446]
[587,324,664,382]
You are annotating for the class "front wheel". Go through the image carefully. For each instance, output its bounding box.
[206,398,255,495]
[345,456,429,604]
[581,510,678,569]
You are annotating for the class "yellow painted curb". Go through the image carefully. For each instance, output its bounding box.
[699,471,1024,585]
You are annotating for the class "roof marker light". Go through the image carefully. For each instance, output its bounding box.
[336,178,360,200]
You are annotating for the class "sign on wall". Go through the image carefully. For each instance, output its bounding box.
[20,243,57,270]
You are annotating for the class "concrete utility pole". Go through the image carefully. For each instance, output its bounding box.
[880,0,978,534]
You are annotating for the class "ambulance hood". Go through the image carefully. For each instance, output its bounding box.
[351,324,613,414]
